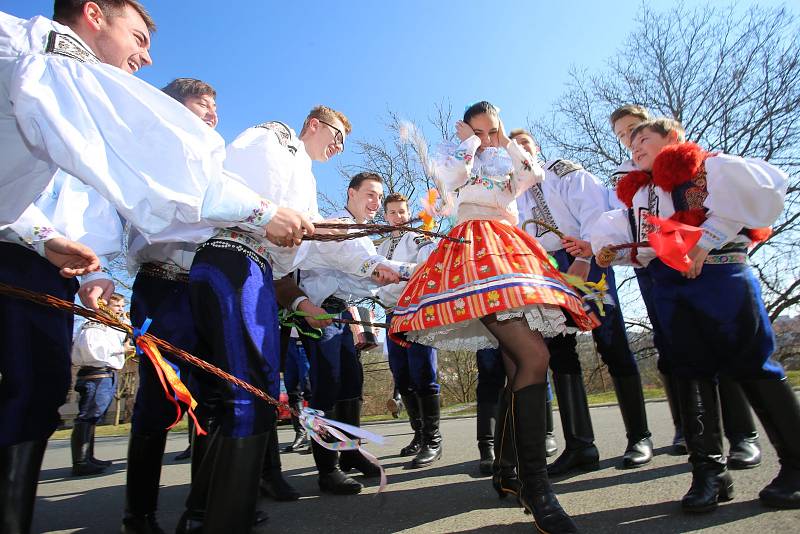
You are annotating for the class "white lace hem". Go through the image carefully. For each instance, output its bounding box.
[405,304,577,352]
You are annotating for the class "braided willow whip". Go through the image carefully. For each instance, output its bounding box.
[0,282,293,415]
[521,218,565,239]
[304,221,466,244]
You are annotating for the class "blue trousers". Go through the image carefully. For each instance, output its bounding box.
[130,273,199,435]
[189,246,280,438]
[75,373,116,424]
[634,267,674,374]
[0,243,78,446]
[547,250,639,377]
[647,259,783,381]
[284,339,311,398]
[300,308,362,413]
[386,314,439,396]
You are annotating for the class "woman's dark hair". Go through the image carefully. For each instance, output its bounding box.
[463,101,498,124]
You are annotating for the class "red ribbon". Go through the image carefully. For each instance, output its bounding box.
[136,337,206,436]
[645,215,703,272]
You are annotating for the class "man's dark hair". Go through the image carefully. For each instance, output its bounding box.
[348,172,383,191]
[162,78,216,104]
[53,1,156,32]
[609,104,650,127]
[383,192,408,209]
[463,101,499,124]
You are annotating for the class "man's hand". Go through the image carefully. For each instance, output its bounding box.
[297,299,333,329]
[265,207,315,247]
[562,236,593,258]
[372,264,401,285]
[682,245,710,279]
[455,120,475,142]
[78,279,115,311]
[44,237,100,278]
[566,260,591,282]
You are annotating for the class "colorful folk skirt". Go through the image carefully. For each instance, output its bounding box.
[389,219,597,352]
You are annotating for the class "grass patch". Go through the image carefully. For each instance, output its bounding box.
[51,420,189,440]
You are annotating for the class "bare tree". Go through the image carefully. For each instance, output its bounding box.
[535,3,800,324]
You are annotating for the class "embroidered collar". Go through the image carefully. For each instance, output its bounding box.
[45,31,100,64]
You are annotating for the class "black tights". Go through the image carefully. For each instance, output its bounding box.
[480,314,550,392]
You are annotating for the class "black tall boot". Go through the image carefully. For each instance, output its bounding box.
[87,423,112,467]
[548,374,599,476]
[411,393,443,468]
[337,398,381,477]
[719,376,761,470]
[175,427,221,534]
[71,421,106,476]
[661,373,687,454]
[739,377,800,509]
[493,388,520,499]
[511,384,579,533]
[612,374,653,468]
[545,398,558,458]
[312,441,362,495]
[476,395,497,475]
[202,432,268,533]
[0,440,47,534]
[282,394,308,453]
[260,423,300,501]
[400,393,423,456]
[121,432,168,534]
[678,378,734,513]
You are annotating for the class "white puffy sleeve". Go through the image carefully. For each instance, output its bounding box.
[0,202,64,256]
[292,237,414,279]
[590,209,636,265]
[699,155,788,250]
[506,140,545,195]
[9,54,276,236]
[432,136,481,190]
[564,169,610,242]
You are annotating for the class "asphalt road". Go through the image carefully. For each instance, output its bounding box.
[33,398,799,533]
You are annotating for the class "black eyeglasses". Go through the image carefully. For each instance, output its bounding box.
[319,119,345,151]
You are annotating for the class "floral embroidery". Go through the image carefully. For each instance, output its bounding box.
[359,259,377,275]
[434,262,444,273]
[245,199,273,225]
[403,295,412,302]
[476,248,486,259]
[453,257,462,268]
[476,235,483,241]
[424,307,436,321]
[427,280,437,289]
[454,298,466,316]
[521,158,533,172]
[479,265,490,273]
[523,287,536,300]
[487,290,501,308]
[32,226,55,241]
[451,274,461,284]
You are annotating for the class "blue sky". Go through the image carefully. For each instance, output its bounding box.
[4,0,789,207]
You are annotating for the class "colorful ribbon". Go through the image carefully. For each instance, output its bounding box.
[300,407,387,493]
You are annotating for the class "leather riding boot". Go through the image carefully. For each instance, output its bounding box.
[400,393,423,456]
[545,398,558,458]
[87,423,112,467]
[493,388,520,499]
[312,441,362,495]
[661,373,687,454]
[612,374,653,468]
[0,440,47,534]
[511,384,579,533]
[121,432,168,533]
[476,395,497,475]
[739,377,800,509]
[71,421,106,476]
[336,398,380,477]
[411,393,443,468]
[548,373,599,476]
[282,395,308,453]
[260,423,300,501]
[719,376,761,469]
[677,378,734,513]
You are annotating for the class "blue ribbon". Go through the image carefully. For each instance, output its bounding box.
[132,317,153,356]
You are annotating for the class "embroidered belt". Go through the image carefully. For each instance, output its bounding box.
[139,262,190,283]
[197,239,268,272]
[705,244,748,265]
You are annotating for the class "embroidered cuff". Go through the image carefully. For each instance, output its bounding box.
[699,216,742,251]
[239,199,279,232]
[30,226,65,258]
